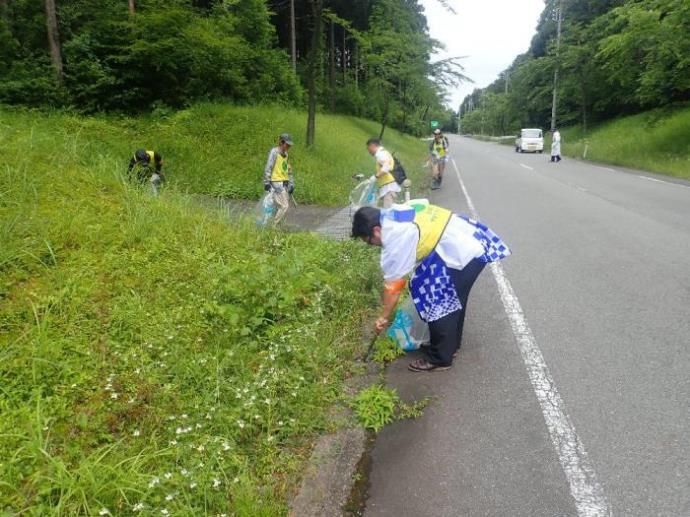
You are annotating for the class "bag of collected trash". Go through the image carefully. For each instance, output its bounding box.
[349,176,378,209]
[386,296,429,351]
[255,192,275,227]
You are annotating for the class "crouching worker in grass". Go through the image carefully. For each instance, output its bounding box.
[366,138,401,208]
[128,149,165,195]
[263,133,295,225]
[352,204,510,372]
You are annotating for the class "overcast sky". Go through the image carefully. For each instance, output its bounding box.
[421,0,545,109]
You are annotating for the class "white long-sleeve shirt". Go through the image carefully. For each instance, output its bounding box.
[380,214,484,281]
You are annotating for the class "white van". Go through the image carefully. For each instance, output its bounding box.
[515,128,544,153]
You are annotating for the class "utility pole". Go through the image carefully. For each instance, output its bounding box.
[289,0,297,73]
[457,103,462,134]
[550,0,563,131]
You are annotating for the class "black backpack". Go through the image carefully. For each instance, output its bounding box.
[391,154,407,185]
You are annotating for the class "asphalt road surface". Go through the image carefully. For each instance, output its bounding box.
[364,136,690,517]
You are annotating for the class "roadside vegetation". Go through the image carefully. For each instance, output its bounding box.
[0,110,392,514]
[459,0,689,181]
[559,105,690,181]
[0,105,429,205]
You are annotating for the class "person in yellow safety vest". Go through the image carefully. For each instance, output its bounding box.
[263,133,295,225]
[128,149,165,195]
[366,138,401,208]
[352,204,510,372]
[429,128,449,190]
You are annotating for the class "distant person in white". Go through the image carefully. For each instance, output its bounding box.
[551,129,562,162]
[366,138,401,208]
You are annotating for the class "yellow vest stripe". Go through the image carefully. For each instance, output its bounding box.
[414,205,453,261]
[376,152,396,188]
[271,151,290,182]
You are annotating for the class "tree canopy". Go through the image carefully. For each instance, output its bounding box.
[0,0,464,136]
[459,0,690,135]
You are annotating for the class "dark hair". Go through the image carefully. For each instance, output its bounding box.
[351,206,381,239]
[135,148,149,162]
[366,138,381,147]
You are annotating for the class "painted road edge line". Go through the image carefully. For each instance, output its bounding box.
[520,163,534,170]
[451,158,612,517]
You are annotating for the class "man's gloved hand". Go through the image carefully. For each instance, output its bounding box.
[264,182,271,192]
[287,183,295,195]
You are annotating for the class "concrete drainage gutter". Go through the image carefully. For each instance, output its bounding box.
[289,356,380,517]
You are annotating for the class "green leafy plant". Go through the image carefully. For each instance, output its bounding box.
[351,385,399,432]
[370,335,405,364]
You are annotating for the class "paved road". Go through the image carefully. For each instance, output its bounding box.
[364,136,690,517]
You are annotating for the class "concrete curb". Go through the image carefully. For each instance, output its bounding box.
[289,426,368,517]
[289,355,380,517]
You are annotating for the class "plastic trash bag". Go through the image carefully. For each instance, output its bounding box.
[255,192,275,227]
[386,296,430,351]
[349,176,378,209]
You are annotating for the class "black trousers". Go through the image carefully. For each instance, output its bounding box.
[423,258,486,366]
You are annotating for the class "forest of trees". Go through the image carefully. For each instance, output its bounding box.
[459,0,690,136]
[0,0,465,138]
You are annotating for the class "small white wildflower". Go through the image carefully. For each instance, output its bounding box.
[165,494,174,501]
[196,444,205,452]
[110,392,119,400]
[167,335,174,340]
[264,398,271,405]
[160,510,169,516]
[212,478,221,488]
[278,421,284,426]
[134,368,141,374]
[133,429,140,437]
[181,413,188,419]
[205,413,212,420]
[180,468,189,476]
[237,420,245,429]
[128,397,136,404]
[195,423,202,429]
[189,482,198,489]
[148,476,160,488]
[169,440,178,446]
[267,435,275,442]
[164,472,173,480]
[132,502,145,512]
[233,477,240,483]
[222,443,231,451]
[98,508,110,516]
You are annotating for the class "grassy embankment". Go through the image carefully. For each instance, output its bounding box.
[559,105,690,180]
[0,103,429,205]
[485,104,690,180]
[0,105,427,515]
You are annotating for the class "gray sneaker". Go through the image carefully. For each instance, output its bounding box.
[431,179,441,190]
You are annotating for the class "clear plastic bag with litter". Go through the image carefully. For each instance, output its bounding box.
[349,176,378,210]
[387,296,430,351]
[255,192,275,227]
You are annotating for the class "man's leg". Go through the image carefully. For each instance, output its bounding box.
[450,258,486,354]
[425,310,462,366]
[381,191,396,208]
[273,190,290,224]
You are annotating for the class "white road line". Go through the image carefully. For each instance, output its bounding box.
[520,163,534,171]
[639,176,663,184]
[451,158,611,517]
[593,165,616,173]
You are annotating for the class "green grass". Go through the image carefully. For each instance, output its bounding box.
[0,107,388,514]
[0,103,429,206]
[560,105,690,180]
